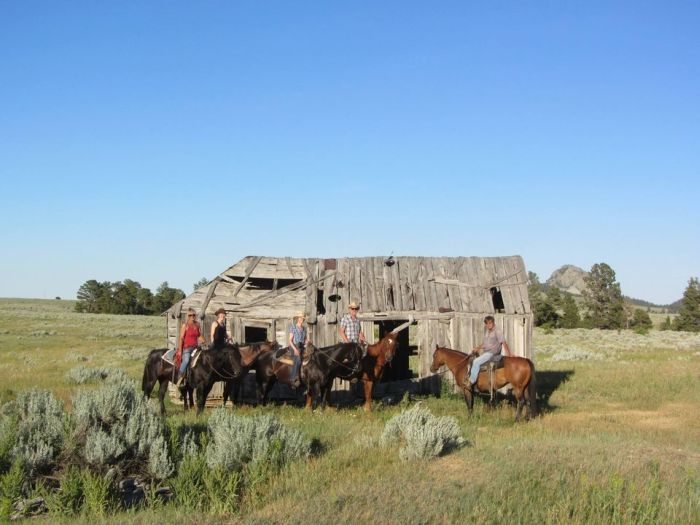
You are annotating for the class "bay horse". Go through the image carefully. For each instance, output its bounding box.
[190,341,277,414]
[141,348,194,415]
[430,345,537,421]
[249,346,300,406]
[302,332,399,411]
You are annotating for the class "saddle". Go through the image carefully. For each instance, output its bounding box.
[273,346,295,366]
[478,353,504,373]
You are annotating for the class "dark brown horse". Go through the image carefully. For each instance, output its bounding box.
[430,346,537,421]
[141,348,194,415]
[249,346,300,405]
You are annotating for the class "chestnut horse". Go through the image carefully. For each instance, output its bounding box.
[430,345,537,421]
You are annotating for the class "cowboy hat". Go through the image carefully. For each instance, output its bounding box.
[294,311,306,319]
[214,308,226,316]
[348,301,360,310]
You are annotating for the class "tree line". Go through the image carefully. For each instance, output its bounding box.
[529,263,700,332]
[74,280,188,315]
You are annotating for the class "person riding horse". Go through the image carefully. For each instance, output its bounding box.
[288,311,309,387]
[469,315,511,389]
[210,307,231,350]
[176,307,205,386]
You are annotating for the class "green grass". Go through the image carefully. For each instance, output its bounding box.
[1,298,699,524]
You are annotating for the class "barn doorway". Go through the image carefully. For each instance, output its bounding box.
[244,325,268,343]
[375,320,414,382]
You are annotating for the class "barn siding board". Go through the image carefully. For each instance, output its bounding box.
[431,259,450,311]
[398,257,414,311]
[373,257,387,312]
[409,257,426,311]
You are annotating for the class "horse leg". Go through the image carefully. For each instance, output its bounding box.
[513,388,524,422]
[463,388,474,415]
[363,379,373,412]
[157,378,168,415]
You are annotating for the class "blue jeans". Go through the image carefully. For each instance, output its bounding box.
[179,347,195,375]
[470,352,494,384]
[291,344,304,382]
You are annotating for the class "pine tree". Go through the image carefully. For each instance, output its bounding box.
[675,277,700,332]
[581,263,625,329]
[559,293,580,328]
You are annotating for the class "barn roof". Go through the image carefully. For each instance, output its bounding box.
[170,255,531,320]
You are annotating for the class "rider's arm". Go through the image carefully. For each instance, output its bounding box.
[178,324,186,352]
[359,328,366,344]
[210,321,217,343]
[197,323,205,345]
[339,325,348,343]
[502,340,511,357]
[288,331,299,355]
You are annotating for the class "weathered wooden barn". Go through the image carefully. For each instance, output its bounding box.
[166,255,533,400]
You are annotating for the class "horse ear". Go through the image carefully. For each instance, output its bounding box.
[435,343,439,349]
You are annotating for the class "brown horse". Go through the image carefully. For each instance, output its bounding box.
[430,345,537,421]
[359,332,399,411]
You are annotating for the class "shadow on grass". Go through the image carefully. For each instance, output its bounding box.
[535,370,574,413]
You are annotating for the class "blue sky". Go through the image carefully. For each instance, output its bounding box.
[1,1,698,304]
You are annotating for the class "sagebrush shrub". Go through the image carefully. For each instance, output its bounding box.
[10,389,65,473]
[381,405,464,460]
[66,366,128,384]
[71,375,172,477]
[205,409,310,471]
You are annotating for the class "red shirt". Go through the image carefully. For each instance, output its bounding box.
[182,322,201,348]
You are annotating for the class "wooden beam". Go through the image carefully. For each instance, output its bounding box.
[233,256,263,297]
[199,277,221,318]
[228,271,336,311]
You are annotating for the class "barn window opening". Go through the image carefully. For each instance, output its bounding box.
[490,287,505,312]
[244,326,268,343]
[316,289,326,315]
[277,278,303,288]
[243,277,302,290]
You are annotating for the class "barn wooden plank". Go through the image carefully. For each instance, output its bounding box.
[363,258,377,312]
[398,257,414,311]
[391,258,404,312]
[410,257,426,311]
[421,257,440,312]
[430,259,451,311]
[305,259,318,324]
[232,256,263,297]
[373,257,387,312]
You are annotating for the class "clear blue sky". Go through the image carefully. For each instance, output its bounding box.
[1,1,698,305]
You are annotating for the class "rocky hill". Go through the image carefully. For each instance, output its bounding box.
[546,265,588,295]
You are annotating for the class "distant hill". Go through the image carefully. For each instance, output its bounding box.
[546,265,588,296]
[545,264,680,311]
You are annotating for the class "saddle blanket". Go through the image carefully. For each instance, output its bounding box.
[162,349,176,365]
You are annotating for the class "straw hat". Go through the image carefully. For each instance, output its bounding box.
[348,301,360,310]
[294,311,306,320]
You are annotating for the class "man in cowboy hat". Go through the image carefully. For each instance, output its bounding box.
[288,311,309,387]
[339,301,366,345]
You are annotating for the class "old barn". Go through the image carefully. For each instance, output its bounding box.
[166,255,533,401]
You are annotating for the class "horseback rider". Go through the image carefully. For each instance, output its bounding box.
[339,301,366,345]
[288,311,309,387]
[176,308,205,386]
[210,307,231,349]
[468,315,511,389]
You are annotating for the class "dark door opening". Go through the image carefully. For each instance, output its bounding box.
[244,326,268,343]
[376,320,413,382]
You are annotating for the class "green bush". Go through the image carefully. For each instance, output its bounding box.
[82,469,117,517]
[66,366,128,384]
[0,459,25,520]
[0,419,16,474]
[10,389,65,473]
[380,404,465,460]
[71,375,172,478]
[43,466,84,516]
[205,410,310,472]
[171,451,208,510]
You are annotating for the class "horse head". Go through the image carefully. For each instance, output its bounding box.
[430,344,444,373]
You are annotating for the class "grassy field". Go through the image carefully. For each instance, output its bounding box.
[1,298,699,524]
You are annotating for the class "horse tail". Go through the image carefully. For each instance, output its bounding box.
[527,359,538,417]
